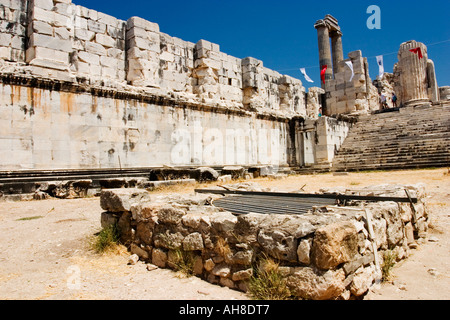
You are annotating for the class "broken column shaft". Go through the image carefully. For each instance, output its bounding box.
[395,41,431,106]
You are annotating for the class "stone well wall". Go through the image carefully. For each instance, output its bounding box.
[99,183,428,300]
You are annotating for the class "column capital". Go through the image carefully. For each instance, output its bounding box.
[314,20,327,29]
[330,30,343,38]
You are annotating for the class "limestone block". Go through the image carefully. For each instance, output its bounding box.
[152,248,167,268]
[127,36,153,51]
[87,19,106,34]
[125,27,148,40]
[32,7,71,28]
[100,55,119,69]
[100,188,151,212]
[297,238,312,265]
[107,24,125,40]
[349,266,375,297]
[101,66,117,79]
[195,57,221,70]
[33,0,54,11]
[0,33,11,46]
[54,2,73,16]
[95,33,116,48]
[77,50,100,65]
[85,41,107,56]
[286,267,346,300]
[0,46,10,60]
[26,46,68,65]
[98,12,118,27]
[127,16,159,33]
[312,220,359,270]
[107,47,124,59]
[195,39,212,51]
[182,232,204,251]
[28,33,72,52]
[29,20,53,36]
[54,26,71,40]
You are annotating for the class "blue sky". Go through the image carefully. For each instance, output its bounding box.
[74,0,449,89]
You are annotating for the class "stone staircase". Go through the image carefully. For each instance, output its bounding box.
[332,103,450,172]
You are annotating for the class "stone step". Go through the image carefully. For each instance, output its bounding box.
[335,155,450,165]
[335,152,450,163]
[334,157,450,169]
[338,142,450,155]
[333,104,450,171]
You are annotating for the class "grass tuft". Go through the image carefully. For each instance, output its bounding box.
[91,223,121,254]
[381,250,397,282]
[16,216,44,221]
[170,249,196,277]
[248,256,292,300]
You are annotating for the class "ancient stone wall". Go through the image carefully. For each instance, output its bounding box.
[99,183,429,300]
[0,0,332,171]
[325,50,379,115]
[0,0,309,114]
[0,0,26,62]
[0,81,298,170]
[295,116,353,169]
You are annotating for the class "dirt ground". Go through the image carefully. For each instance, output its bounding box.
[0,168,448,300]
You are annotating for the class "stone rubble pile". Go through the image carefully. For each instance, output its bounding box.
[99,183,428,300]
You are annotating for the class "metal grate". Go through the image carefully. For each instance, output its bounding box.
[196,188,418,216]
[213,194,337,216]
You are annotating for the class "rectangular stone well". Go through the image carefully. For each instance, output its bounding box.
[99,182,428,300]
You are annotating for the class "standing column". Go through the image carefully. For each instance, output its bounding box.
[331,31,344,74]
[426,59,439,103]
[315,22,333,89]
[397,40,429,106]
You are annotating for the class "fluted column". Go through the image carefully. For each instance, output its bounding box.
[331,31,344,74]
[315,23,333,89]
[426,59,439,103]
[397,41,429,106]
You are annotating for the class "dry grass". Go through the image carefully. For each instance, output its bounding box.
[214,237,233,263]
[248,256,292,300]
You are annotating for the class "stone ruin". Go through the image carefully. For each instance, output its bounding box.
[0,0,444,301]
[314,15,444,116]
[0,1,448,177]
[99,182,429,300]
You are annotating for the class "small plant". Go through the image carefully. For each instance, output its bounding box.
[350,181,361,186]
[215,237,232,263]
[170,249,196,277]
[92,223,121,254]
[248,256,292,300]
[381,250,397,282]
[16,216,44,221]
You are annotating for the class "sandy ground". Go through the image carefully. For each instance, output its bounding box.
[0,168,448,300]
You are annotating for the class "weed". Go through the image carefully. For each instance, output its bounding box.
[381,250,397,282]
[169,249,196,277]
[248,256,292,300]
[91,223,121,254]
[16,216,44,221]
